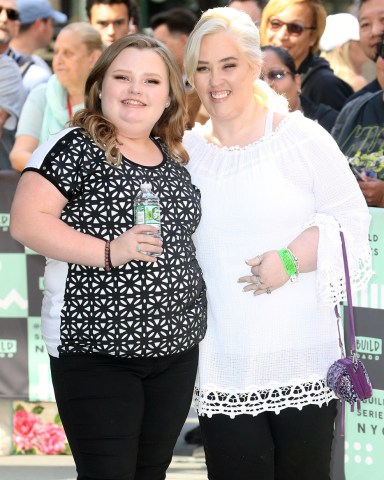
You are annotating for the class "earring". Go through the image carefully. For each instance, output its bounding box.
[99,92,102,99]
[165,101,170,108]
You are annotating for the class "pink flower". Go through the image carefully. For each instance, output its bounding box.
[13,410,42,452]
[35,423,67,455]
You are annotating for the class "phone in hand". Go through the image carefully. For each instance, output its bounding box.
[350,165,366,182]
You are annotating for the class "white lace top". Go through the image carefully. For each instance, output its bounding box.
[183,110,373,418]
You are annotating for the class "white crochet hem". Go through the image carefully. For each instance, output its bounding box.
[193,380,337,418]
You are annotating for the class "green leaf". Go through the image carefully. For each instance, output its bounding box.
[63,443,72,455]
[31,405,44,415]
[54,413,62,426]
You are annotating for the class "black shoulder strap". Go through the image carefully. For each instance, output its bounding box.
[6,48,35,77]
[19,60,34,77]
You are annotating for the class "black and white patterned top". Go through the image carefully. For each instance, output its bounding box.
[25,127,207,358]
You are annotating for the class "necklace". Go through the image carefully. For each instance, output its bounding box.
[66,95,72,120]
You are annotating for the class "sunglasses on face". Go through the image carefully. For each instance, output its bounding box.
[0,6,19,20]
[268,18,315,36]
[261,70,292,82]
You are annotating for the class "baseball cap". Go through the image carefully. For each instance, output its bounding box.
[320,13,360,52]
[17,0,68,25]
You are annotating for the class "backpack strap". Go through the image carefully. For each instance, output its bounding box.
[19,60,34,78]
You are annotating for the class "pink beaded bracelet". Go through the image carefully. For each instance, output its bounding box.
[104,240,113,272]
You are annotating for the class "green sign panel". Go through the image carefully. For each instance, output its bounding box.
[345,389,384,479]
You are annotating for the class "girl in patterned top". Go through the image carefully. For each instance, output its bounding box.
[10,34,206,480]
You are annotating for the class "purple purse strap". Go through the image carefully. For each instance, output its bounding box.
[338,230,357,353]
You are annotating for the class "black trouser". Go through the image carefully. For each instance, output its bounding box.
[199,400,338,480]
[50,345,198,480]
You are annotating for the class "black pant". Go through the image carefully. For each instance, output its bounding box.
[199,400,338,480]
[50,345,198,480]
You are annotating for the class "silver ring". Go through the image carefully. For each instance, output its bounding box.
[136,244,141,253]
[266,288,271,294]
[257,255,262,263]
[255,276,261,286]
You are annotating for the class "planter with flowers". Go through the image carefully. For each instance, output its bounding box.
[12,402,70,455]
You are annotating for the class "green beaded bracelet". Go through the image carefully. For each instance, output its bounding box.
[278,248,299,281]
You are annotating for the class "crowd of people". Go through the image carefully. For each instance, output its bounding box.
[2,1,383,203]
[2,0,382,206]
[10,21,104,171]
[1,0,383,479]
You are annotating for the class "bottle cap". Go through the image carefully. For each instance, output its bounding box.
[141,182,152,192]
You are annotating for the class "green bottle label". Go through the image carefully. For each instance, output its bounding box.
[136,204,160,226]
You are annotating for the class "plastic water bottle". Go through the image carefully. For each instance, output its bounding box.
[134,182,161,256]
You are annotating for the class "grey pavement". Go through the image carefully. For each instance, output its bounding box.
[0,409,207,480]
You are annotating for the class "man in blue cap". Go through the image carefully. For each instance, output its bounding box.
[9,0,67,92]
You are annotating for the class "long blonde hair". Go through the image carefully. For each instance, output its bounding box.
[185,7,288,113]
[72,34,188,166]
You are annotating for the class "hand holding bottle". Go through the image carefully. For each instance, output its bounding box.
[110,224,163,266]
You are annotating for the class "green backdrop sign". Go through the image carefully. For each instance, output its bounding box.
[343,207,384,479]
[355,209,384,308]
[0,173,52,401]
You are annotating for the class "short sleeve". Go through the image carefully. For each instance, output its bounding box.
[24,128,104,200]
[0,55,26,129]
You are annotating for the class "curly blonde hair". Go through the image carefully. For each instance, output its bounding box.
[72,34,188,165]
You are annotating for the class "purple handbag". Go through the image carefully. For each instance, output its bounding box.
[326,231,373,436]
